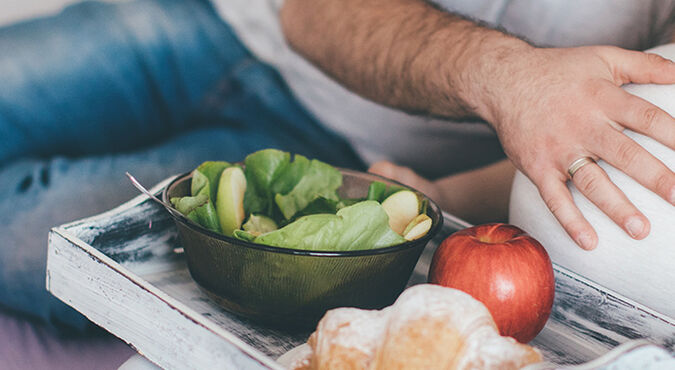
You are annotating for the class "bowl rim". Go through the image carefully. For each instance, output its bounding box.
[161,167,444,257]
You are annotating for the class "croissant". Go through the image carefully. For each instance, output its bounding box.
[290,284,542,370]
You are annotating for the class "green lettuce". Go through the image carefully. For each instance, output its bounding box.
[292,196,339,219]
[232,229,257,242]
[171,161,231,232]
[366,181,386,202]
[192,161,231,201]
[243,149,291,217]
[366,181,407,203]
[243,149,342,222]
[171,150,419,252]
[242,214,278,235]
[170,194,209,224]
[254,201,405,251]
[274,159,341,220]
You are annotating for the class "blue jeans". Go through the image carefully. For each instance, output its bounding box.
[0,0,364,332]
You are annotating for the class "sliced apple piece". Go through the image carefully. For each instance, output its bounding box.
[381,190,420,235]
[216,167,247,236]
[403,214,432,241]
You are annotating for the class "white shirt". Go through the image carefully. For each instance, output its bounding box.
[210,0,675,177]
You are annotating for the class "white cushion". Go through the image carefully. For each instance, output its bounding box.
[509,44,675,319]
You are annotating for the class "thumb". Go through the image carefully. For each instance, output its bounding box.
[368,161,398,178]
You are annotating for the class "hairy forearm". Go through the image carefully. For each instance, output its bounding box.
[281,0,531,121]
[285,0,675,249]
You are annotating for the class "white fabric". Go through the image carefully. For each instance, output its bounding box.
[510,45,675,320]
[210,0,675,177]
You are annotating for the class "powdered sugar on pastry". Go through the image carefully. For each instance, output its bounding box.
[292,284,542,369]
[388,284,497,336]
[315,307,389,353]
[306,306,389,369]
[457,325,542,369]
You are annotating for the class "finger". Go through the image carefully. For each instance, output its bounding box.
[537,173,597,250]
[604,87,675,150]
[370,161,420,185]
[602,48,675,85]
[570,160,651,239]
[593,128,675,206]
[368,161,397,177]
[369,160,420,184]
[369,161,439,198]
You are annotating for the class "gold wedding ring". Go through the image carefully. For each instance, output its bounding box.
[568,157,595,179]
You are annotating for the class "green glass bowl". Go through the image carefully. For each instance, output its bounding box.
[162,168,443,330]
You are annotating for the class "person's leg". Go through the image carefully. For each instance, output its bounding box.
[0,0,363,332]
[0,0,249,165]
[0,109,363,332]
[0,0,246,327]
[0,1,255,366]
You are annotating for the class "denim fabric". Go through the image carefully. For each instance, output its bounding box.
[0,0,364,332]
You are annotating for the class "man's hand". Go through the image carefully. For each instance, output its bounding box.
[470,46,675,249]
[281,0,675,250]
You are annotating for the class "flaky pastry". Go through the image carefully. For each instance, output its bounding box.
[290,284,542,370]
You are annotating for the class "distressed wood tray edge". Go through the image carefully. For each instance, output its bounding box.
[45,176,675,369]
[47,177,284,370]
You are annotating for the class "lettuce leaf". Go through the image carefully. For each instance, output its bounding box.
[242,214,278,235]
[170,194,209,225]
[187,161,231,232]
[232,229,257,242]
[192,161,231,201]
[274,158,341,220]
[254,201,405,251]
[172,161,230,232]
[366,181,407,203]
[243,149,291,217]
[243,149,342,221]
[366,181,386,201]
[292,197,339,219]
[270,153,310,195]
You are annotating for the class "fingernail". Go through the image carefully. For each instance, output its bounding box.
[576,233,595,250]
[669,185,675,205]
[625,217,645,238]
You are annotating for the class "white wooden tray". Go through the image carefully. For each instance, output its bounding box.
[46,177,675,369]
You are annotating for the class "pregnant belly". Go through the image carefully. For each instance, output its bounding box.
[509,44,675,319]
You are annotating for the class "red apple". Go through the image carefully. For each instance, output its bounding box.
[428,223,555,343]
